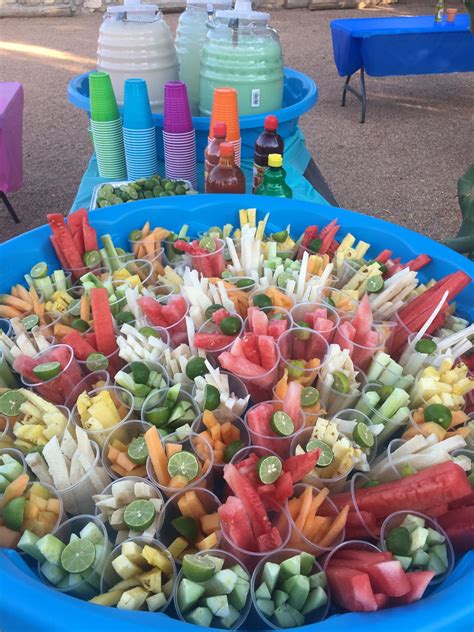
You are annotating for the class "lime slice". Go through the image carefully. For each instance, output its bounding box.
[257,455,282,484]
[235,278,255,290]
[423,403,452,429]
[139,326,161,339]
[0,390,26,416]
[131,361,150,385]
[116,311,135,326]
[33,361,61,381]
[271,230,289,243]
[219,316,241,335]
[362,480,380,488]
[288,360,306,379]
[208,226,223,238]
[83,250,101,268]
[332,371,350,394]
[252,294,272,309]
[204,384,220,411]
[353,422,375,449]
[127,436,148,465]
[145,407,170,427]
[415,339,437,355]
[30,261,48,279]
[205,304,224,320]
[123,499,156,531]
[86,353,108,372]
[182,553,216,582]
[295,322,311,341]
[71,319,89,333]
[224,440,244,463]
[172,516,198,542]
[186,357,208,380]
[3,496,25,531]
[366,276,384,293]
[199,236,217,253]
[270,411,294,437]
[301,387,319,407]
[22,315,39,331]
[167,450,199,481]
[60,539,96,574]
[276,272,294,289]
[306,439,334,467]
[309,238,322,253]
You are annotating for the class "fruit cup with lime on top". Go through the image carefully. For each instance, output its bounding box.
[277,327,330,389]
[139,293,190,346]
[403,405,470,442]
[101,419,153,480]
[160,487,222,563]
[182,237,226,279]
[354,382,411,445]
[114,359,169,411]
[244,304,293,340]
[195,311,244,359]
[290,302,340,344]
[316,286,359,320]
[141,384,200,435]
[192,367,250,419]
[215,276,256,318]
[191,410,251,468]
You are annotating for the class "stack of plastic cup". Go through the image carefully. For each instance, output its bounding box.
[162,81,196,189]
[209,87,241,166]
[89,72,127,179]
[122,78,159,180]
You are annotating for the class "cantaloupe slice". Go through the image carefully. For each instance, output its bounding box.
[1,473,29,509]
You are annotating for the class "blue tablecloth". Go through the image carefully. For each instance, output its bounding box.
[330,15,474,77]
[70,126,330,212]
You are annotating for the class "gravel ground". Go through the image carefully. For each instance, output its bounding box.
[1,0,473,243]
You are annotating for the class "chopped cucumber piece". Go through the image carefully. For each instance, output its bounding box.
[204,595,230,618]
[308,571,327,589]
[228,579,249,611]
[409,527,429,555]
[412,549,430,567]
[279,554,301,580]
[41,560,66,585]
[262,561,280,593]
[426,527,445,546]
[394,555,412,571]
[273,589,289,607]
[177,578,206,613]
[201,569,237,596]
[17,530,45,562]
[431,544,448,569]
[282,574,310,610]
[400,514,426,533]
[300,552,316,576]
[229,563,248,580]
[255,581,272,601]
[185,606,213,627]
[79,521,104,545]
[302,586,328,615]
[427,551,446,576]
[256,598,275,618]
[220,604,240,629]
[37,534,65,566]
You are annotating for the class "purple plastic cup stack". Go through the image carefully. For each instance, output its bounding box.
[163,81,196,189]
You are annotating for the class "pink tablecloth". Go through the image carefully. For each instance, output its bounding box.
[0,82,24,193]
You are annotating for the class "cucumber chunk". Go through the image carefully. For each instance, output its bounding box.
[426,528,445,546]
[37,533,65,566]
[409,526,429,554]
[279,554,301,581]
[262,561,280,593]
[186,606,213,627]
[201,569,237,596]
[309,571,327,589]
[204,595,230,618]
[299,552,316,576]
[394,555,412,571]
[255,581,272,601]
[177,578,206,612]
[17,530,45,562]
[302,586,328,615]
[220,604,240,629]
[41,561,66,585]
[256,598,275,618]
[273,589,289,607]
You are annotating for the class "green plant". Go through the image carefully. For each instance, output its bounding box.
[443,163,474,259]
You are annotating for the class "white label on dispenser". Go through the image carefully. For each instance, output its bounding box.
[251,89,261,108]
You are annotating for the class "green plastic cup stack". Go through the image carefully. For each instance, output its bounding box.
[89,71,127,179]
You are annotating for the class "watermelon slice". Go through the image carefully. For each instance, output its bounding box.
[161,295,188,326]
[258,335,277,369]
[218,497,254,551]
[241,334,261,365]
[62,331,97,361]
[218,353,268,380]
[139,296,167,327]
[267,318,288,340]
[438,505,474,553]
[332,550,393,565]
[374,593,389,610]
[352,294,373,342]
[282,381,302,429]
[257,527,283,552]
[283,450,321,483]
[366,561,410,597]
[211,308,231,326]
[247,403,273,438]
[249,308,268,336]
[230,338,246,356]
[224,464,272,537]
[275,471,294,503]
[326,567,378,612]
[194,333,237,351]
[389,571,435,605]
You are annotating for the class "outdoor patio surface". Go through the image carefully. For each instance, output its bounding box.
[1,0,473,243]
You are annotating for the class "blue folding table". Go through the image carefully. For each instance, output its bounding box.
[330,15,474,122]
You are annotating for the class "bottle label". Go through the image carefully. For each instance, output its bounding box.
[253,162,266,192]
[204,158,213,190]
[251,89,261,108]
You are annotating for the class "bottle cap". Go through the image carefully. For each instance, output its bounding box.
[213,122,227,139]
[268,154,282,168]
[264,115,278,132]
[107,0,159,14]
[220,142,235,158]
[216,0,269,21]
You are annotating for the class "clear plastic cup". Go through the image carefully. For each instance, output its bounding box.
[290,426,353,494]
[112,258,154,288]
[336,325,386,373]
[244,305,293,336]
[160,487,222,561]
[117,360,170,411]
[451,447,474,474]
[219,276,256,317]
[191,371,249,418]
[144,294,190,347]
[100,536,176,611]
[287,484,346,556]
[164,237,191,269]
[379,510,455,585]
[358,382,411,445]
[24,480,64,534]
[399,333,440,377]
[252,547,330,629]
[191,412,250,468]
[334,257,364,289]
[365,353,414,390]
[196,313,244,357]
[290,302,340,344]
[146,431,214,498]
[249,286,295,312]
[245,400,305,458]
[369,438,407,483]
[190,238,226,278]
[141,386,200,434]
[0,348,19,388]
[38,514,111,599]
[64,370,111,409]
[0,416,13,445]
[333,409,378,464]
[96,476,164,543]
[349,472,380,539]
[71,385,134,448]
[316,286,359,319]
[101,420,152,480]
[374,319,398,355]
[278,327,330,387]
[317,365,367,417]
[18,344,83,405]
[0,318,12,337]
[77,346,124,379]
[0,447,26,476]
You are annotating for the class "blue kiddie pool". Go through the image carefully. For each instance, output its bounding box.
[0,195,473,631]
[67,68,318,161]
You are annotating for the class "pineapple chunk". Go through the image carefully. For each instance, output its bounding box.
[112,554,143,579]
[168,537,189,560]
[141,546,173,575]
[90,589,125,606]
[116,587,149,610]
[139,569,162,593]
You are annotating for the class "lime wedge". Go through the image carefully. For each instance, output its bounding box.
[172,516,198,542]
[331,371,350,394]
[366,276,384,293]
[353,422,375,449]
[224,440,244,463]
[86,353,108,372]
[276,272,294,290]
[131,361,150,385]
[116,311,135,326]
[127,436,148,465]
[415,339,437,355]
[204,304,224,320]
[219,316,241,335]
[22,315,39,331]
[182,553,216,582]
[235,278,255,290]
[208,226,223,238]
[423,403,452,429]
[167,450,199,481]
[185,357,208,380]
[129,229,142,242]
[377,385,394,402]
[306,439,334,467]
[204,384,220,411]
[146,407,170,427]
[3,496,25,531]
[309,238,322,253]
[271,230,289,243]
[0,390,26,416]
[30,262,48,279]
[83,250,101,268]
[60,539,96,574]
[139,326,162,339]
[123,499,156,531]
[301,387,319,407]
[71,319,89,333]
[295,322,311,341]
[33,361,61,381]
[257,455,282,484]
[252,294,272,309]
[199,236,217,253]
[270,411,294,437]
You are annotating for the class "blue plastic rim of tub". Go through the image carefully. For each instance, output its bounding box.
[0,195,473,632]
[67,68,318,160]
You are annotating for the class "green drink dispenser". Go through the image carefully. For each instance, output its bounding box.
[199,0,284,117]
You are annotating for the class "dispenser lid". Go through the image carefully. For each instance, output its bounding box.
[107,0,160,14]
[216,0,269,22]
[187,0,231,8]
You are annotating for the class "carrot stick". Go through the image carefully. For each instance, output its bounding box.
[288,498,301,520]
[15,285,32,304]
[295,486,314,531]
[317,505,350,547]
[144,426,170,485]
[141,221,151,238]
[142,233,156,257]
[302,488,330,535]
[1,295,31,312]
[308,516,331,542]
[53,324,76,339]
[0,306,21,318]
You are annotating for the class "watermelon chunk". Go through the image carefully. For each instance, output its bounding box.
[283,450,321,483]
[302,226,319,249]
[366,561,410,597]
[224,464,272,537]
[211,308,231,326]
[389,571,435,605]
[282,381,302,429]
[218,353,268,380]
[62,331,96,361]
[326,567,378,612]
[257,527,282,552]
[333,549,393,565]
[218,497,254,551]
[438,506,474,553]
[258,335,277,369]
[267,318,288,340]
[247,403,273,437]
[352,294,373,342]
[139,296,167,327]
[374,593,389,610]
[249,308,268,336]
[275,471,294,504]
[161,295,188,326]
[241,334,261,365]
[194,333,237,351]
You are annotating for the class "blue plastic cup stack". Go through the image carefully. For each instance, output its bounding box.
[89,71,127,179]
[162,81,196,189]
[123,79,159,180]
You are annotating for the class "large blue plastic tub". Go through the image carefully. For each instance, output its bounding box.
[0,195,473,632]
[67,68,318,161]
